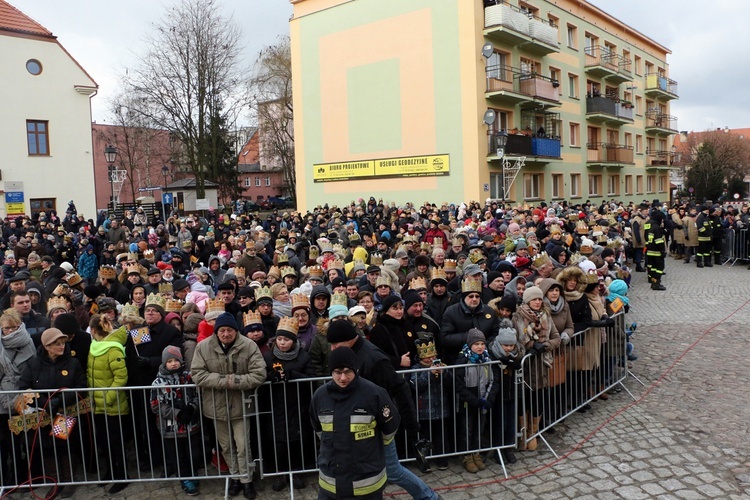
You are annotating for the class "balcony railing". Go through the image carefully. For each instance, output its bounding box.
[586,95,635,123]
[484,1,559,53]
[488,131,561,158]
[645,111,678,133]
[486,66,561,105]
[646,148,671,166]
[645,73,679,99]
[584,45,631,82]
[586,143,634,164]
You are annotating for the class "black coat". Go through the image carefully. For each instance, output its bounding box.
[439,301,499,365]
[125,319,183,387]
[262,347,315,443]
[18,345,87,414]
[369,315,417,370]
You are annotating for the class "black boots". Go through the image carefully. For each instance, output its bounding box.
[696,256,704,268]
[704,257,713,267]
[651,281,666,291]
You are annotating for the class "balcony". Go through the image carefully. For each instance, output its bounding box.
[487,132,561,162]
[586,143,634,167]
[645,111,678,136]
[486,66,561,107]
[484,2,559,54]
[645,73,679,100]
[646,148,670,166]
[586,95,635,125]
[584,46,632,84]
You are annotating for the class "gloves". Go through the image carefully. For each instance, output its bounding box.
[134,357,151,370]
[560,332,571,345]
[533,342,546,353]
[269,370,285,383]
[477,398,487,409]
[170,397,185,411]
[176,405,194,425]
[47,397,63,416]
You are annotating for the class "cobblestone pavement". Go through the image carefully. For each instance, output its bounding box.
[6,257,750,499]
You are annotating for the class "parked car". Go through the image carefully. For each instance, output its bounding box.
[244,200,260,212]
[265,196,291,209]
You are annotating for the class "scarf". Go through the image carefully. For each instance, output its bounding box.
[272,300,293,318]
[516,304,550,343]
[273,342,300,361]
[586,292,607,320]
[460,344,492,398]
[564,289,583,302]
[545,297,564,315]
[0,325,36,410]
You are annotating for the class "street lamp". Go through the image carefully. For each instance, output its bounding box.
[104,145,118,213]
[161,165,170,222]
[495,130,509,202]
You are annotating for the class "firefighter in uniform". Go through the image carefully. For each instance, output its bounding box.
[644,205,667,290]
[695,205,713,268]
[710,204,724,265]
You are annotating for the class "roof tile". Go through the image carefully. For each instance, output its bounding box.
[0,0,54,38]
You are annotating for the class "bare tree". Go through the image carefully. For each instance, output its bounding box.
[122,0,249,198]
[683,130,750,201]
[250,36,295,196]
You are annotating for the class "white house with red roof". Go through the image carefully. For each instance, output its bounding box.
[0,0,97,220]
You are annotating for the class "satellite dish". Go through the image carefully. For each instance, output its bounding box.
[481,43,494,59]
[483,109,496,125]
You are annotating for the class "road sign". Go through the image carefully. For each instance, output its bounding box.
[138,187,160,192]
[689,187,694,193]
[163,193,173,205]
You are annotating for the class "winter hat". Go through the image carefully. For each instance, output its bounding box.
[600,247,615,259]
[330,277,346,289]
[495,295,517,314]
[84,285,104,300]
[486,271,503,285]
[466,328,486,347]
[328,346,359,374]
[165,312,183,329]
[328,304,349,319]
[173,279,190,292]
[213,312,239,334]
[41,328,67,347]
[380,295,402,313]
[402,290,423,311]
[515,239,528,251]
[53,313,81,336]
[162,345,184,366]
[496,319,517,345]
[507,223,520,233]
[462,263,482,278]
[326,319,359,343]
[578,259,597,275]
[183,313,203,333]
[523,286,544,304]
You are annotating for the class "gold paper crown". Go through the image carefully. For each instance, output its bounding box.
[576,220,590,234]
[243,310,262,325]
[327,258,344,271]
[267,266,281,278]
[409,277,427,291]
[52,284,69,297]
[580,270,599,284]
[143,249,155,261]
[205,297,225,316]
[431,267,447,282]
[65,272,82,286]
[145,293,166,310]
[121,303,139,318]
[308,266,324,279]
[233,267,246,279]
[532,252,551,268]
[245,241,255,249]
[461,277,483,294]
[47,296,68,312]
[320,242,334,254]
[420,242,432,251]
[276,252,289,264]
[468,250,485,264]
[99,265,117,280]
[308,245,320,260]
[126,263,141,275]
[416,340,438,359]
[277,317,299,336]
[452,237,463,247]
[165,299,184,313]
[331,291,348,308]
[255,286,273,302]
[443,259,457,272]
[127,251,139,262]
[375,275,391,288]
[275,238,287,249]
[433,237,443,249]
[549,224,562,235]
[158,282,173,294]
[592,225,604,235]
[282,267,297,278]
[332,243,344,256]
[291,293,310,310]
[370,253,383,266]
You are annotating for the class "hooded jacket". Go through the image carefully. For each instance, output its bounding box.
[87,326,129,416]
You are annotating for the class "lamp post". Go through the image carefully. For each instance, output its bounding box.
[104,145,118,214]
[161,165,170,222]
[496,130,509,203]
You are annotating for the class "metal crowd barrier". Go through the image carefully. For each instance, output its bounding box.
[722,228,749,266]
[519,311,629,455]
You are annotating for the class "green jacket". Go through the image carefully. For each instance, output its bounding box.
[87,326,129,415]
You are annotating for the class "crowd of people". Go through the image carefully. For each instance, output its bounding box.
[0,195,734,499]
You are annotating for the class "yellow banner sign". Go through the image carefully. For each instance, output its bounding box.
[6,202,24,215]
[313,154,450,183]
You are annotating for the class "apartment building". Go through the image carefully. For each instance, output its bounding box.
[290,0,678,209]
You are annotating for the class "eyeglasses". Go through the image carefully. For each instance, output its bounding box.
[1,326,16,333]
[466,294,481,299]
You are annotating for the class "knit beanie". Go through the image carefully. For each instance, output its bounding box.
[326,320,358,343]
[162,345,183,366]
[466,328,486,346]
[402,290,422,311]
[380,295,402,313]
[495,295,517,314]
[53,313,81,336]
[523,286,544,304]
[328,304,349,319]
[328,346,359,374]
[496,318,517,345]
[486,271,503,284]
[213,312,239,334]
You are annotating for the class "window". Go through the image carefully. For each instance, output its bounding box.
[265,176,271,187]
[489,173,504,200]
[549,67,560,97]
[569,122,580,147]
[646,175,655,193]
[523,173,543,200]
[634,55,642,75]
[624,132,632,148]
[584,33,597,56]
[659,175,667,192]
[625,175,633,195]
[635,134,643,154]
[26,120,49,156]
[551,173,564,199]
[255,177,261,187]
[645,61,654,75]
[568,73,579,98]
[26,59,42,76]
[567,24,578,49]
[588,174,602,196]
[635,96,643,115]
[607,174,620,196]
[520,57,538,76]
[570,173,581,198]
[636,175,644,194]
[243,178,251,187]
[548,14,559,29]
[647,137,656,154]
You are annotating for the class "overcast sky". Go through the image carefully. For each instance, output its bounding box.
[12,0,750,132]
